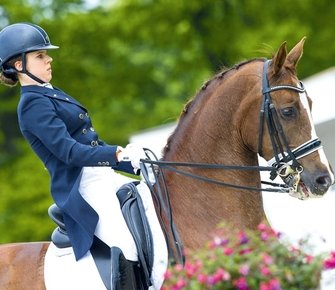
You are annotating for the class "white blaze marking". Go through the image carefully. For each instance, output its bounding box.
[300,91,335,183]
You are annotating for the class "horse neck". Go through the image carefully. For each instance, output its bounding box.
[159,63,267,241]
[164,63,262,174]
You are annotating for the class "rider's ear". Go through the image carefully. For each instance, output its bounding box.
[14,60,23,71]
[286,37,306,69]
[271,41,287,75]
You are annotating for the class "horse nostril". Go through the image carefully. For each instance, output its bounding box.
[316,175,332,192]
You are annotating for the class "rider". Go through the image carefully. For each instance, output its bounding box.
[0,22,149,288]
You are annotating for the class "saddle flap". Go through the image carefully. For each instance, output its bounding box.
[116,182,154,288]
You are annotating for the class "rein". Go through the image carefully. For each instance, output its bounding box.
[140,59,322,265]
[142,159,288,192]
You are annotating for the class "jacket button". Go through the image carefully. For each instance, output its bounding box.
[98,162,102,165]
[90,127,95,132]
[82,128,87,134]
[79,113,84,119]
[85,113,89,117]
[91,140,98,147]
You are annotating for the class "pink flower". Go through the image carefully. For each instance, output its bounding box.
[197,273,208,284]
[257,223,267,231]
[238,231,249,245]
[209,268,230,284]
[261,253,273,265]
[261,232,269,241]
[164,269,172,280]
[324,251,335,270]
[185,261,201,278]
[257,223,279,239]
[172,278,186,290]
[233,277,249,290]
[174,263,184,272]
[239,264,250,276]
[216,268,230,281]
[239,248,253,255]
[260,266,271,276]
[260,278,281,290]
[209,236,229,248]
[223,247,234,255]
[260,282,270,290]
[304,254,314,264]
[268,278,281,290]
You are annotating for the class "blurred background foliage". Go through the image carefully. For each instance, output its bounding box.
[0,0,334,243]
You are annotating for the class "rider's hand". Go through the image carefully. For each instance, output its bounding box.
[117,144,146,173]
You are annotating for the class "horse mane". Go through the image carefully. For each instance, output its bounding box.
[162,57,266,157]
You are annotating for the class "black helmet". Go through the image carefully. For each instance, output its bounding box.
[0,22,58,69]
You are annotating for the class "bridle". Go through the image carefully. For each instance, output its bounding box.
[142,59,322,194]
[140,59,323,265]
[258,60,322,190]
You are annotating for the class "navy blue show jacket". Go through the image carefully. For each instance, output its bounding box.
[17,85,134,260]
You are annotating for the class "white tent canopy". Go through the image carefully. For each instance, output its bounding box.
[305,67,335,124]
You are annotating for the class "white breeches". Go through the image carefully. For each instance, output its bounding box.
[78,167,138,261]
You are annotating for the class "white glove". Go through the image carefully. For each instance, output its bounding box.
[117,143,146,172]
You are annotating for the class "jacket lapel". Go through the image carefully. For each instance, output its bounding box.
[21,85,87,111]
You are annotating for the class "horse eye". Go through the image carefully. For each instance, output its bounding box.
[280,107,296,119]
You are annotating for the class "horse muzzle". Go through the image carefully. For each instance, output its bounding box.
[291,168,333,200]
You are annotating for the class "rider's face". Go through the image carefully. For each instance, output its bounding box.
[15,50,53,85]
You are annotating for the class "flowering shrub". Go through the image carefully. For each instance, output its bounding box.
[162,223,335,290]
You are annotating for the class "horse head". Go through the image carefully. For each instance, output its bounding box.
[256,38,334,199]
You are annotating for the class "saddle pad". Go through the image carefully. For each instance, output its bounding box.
[44,181,168,290]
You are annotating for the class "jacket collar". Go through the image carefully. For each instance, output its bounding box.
[21,85,86,110]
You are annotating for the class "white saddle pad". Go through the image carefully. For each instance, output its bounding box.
[44,182,168,290]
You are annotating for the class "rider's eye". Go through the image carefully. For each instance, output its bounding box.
[280,107,296,119]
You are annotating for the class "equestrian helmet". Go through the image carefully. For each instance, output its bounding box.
[0,22,59,69]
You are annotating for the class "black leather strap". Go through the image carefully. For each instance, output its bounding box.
[91,236,112,290]
[116,182,153,288]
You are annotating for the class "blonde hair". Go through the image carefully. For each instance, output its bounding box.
[0,56,21,87]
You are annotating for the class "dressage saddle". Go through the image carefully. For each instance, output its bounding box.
[48,181,153,290]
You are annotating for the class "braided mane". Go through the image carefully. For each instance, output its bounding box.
[163,58,265,157]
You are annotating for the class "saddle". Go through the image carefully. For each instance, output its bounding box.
[48,181,154,290]
[48,204,71,248]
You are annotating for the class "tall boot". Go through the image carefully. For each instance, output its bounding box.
[111,246,146,290]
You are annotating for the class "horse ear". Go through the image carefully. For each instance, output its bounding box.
[286,37,306,69]
[271,41,287,75]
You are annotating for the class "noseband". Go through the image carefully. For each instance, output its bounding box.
[258,60,322,188]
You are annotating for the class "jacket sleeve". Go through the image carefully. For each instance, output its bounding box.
[18,94,128,170]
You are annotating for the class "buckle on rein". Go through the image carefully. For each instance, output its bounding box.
[277,163,304,197]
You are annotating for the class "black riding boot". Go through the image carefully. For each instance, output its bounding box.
[111,246,146,290]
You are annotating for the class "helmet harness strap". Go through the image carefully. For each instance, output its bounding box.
[1,52,45,85]
[20,52,45,84]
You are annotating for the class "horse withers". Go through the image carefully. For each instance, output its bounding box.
[0,38,333,289]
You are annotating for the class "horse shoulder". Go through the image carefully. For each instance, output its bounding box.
[0,242,49,290]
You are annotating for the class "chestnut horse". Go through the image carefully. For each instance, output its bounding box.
[0,38,333,289]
